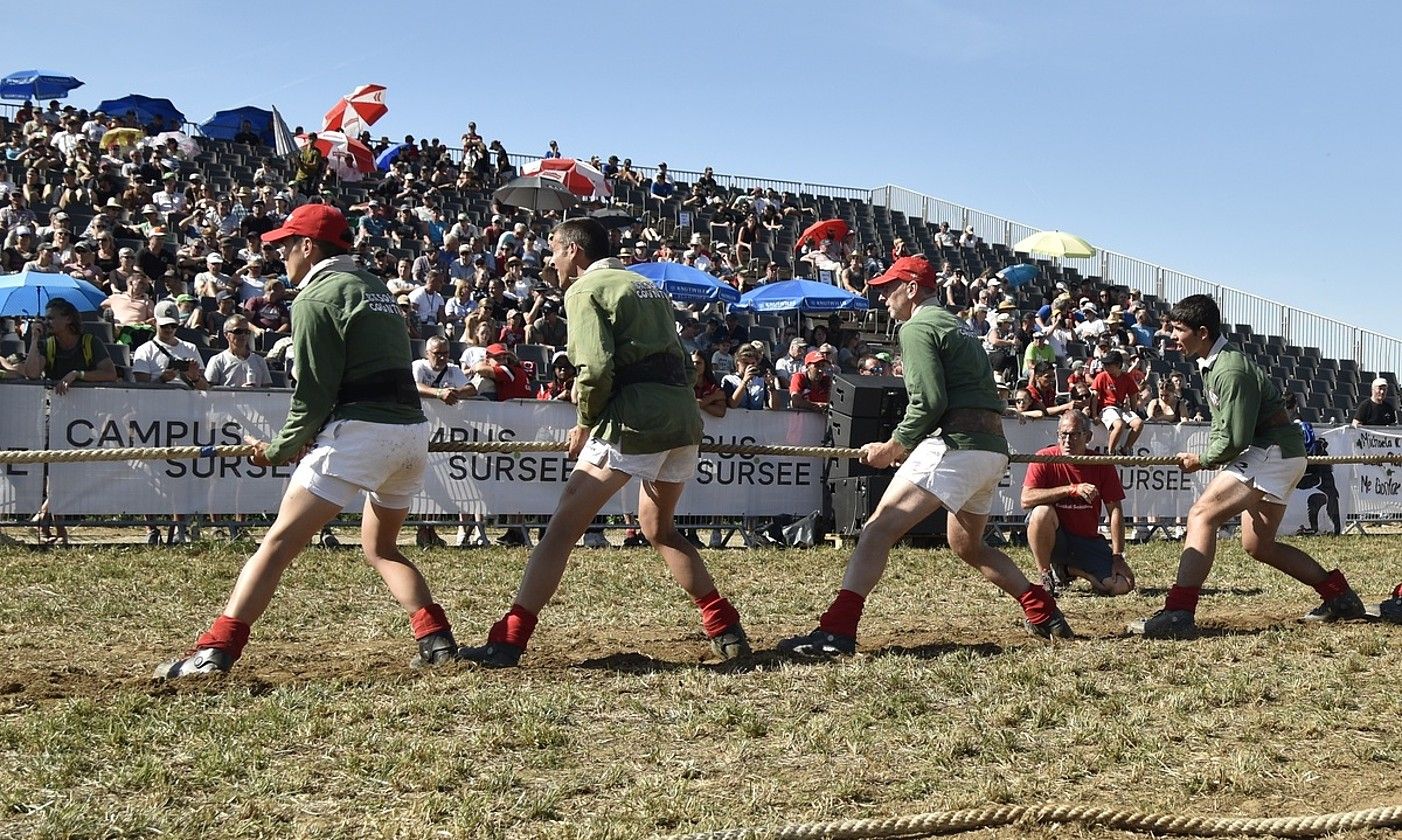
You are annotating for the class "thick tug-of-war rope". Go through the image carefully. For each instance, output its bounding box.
[658,802,1402,840]
[0,440,1399,466]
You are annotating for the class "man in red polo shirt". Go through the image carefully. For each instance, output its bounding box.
[1022,411,1135,596]
[472,343,534,400]
[789,350,831,411]
[1091,349,1144,455]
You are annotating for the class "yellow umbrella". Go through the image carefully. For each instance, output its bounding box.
[100,127,145,150]
[1013,230,1096,259]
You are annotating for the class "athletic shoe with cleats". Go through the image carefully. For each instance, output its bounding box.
[1301,588,1366,622]
[409,631,459,669]
[154,647,232,679]
[458,641,523,668]
[775,628,856,660]
[1378,584,1402,623]
[1127,609,1197,638]
[708,623,752,660]
[1024,608,1075,640]
[319,528,340,548]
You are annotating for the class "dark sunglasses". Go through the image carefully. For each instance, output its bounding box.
[226,328,250,335]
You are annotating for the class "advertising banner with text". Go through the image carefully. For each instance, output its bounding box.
[0,383,47,515]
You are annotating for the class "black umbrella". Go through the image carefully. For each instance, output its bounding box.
[493,176,580,213]
[588,207,638,229]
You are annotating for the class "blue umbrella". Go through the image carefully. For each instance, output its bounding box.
[732,279,869,314]
[630,262,741,305]
[375,142,410,171]
[94,94,185,127]
[0,270,108,317]
[200,106,274,145]
[996,263,1039,289]
[0,69,84,101]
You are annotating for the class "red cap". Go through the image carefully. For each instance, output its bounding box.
[485,343,510,356]
[869,255,937,288]
[259,204,353,250]
[803,350,829,365]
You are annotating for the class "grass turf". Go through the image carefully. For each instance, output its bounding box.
[1,535,1399,838]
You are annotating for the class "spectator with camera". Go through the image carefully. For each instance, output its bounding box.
[133,316,209,390]
[723,345,782,410]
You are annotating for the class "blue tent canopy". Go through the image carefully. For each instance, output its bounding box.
[629,262,741,305]
[94,94,185,128]
[732,279,869,314]
[200,106,274,146]
[0,70,83,101]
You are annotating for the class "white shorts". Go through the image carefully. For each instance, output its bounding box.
[576,437,698,483]
[893,437,1009,515]
[1100,406,1138,427]
[292,419,430,510]
[1220,445,1306,505]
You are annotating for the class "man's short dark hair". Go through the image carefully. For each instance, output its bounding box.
[1033,361,1054,375]
[1167,294,1221,341]
[552,218,609,263]
[1102,350,1124,368]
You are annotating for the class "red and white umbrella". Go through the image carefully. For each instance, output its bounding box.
[519,157,612,199]
[322,83,388,137]
[297,131,374,182]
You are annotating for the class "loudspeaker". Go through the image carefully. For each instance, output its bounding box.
[829,476,945,537]
[828,411,897,449]
[828,373,908,419]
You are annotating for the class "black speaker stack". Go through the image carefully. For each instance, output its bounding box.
[825,373,945,537]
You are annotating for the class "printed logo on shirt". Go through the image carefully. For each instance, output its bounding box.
[632,281,669,300]
[1208,389,1220,406]
[365,291,399,315]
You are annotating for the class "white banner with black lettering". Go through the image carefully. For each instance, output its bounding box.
[44,388,826,516]
[0,383,47,515]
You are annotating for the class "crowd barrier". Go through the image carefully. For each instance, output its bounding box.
[2,384,1400,534]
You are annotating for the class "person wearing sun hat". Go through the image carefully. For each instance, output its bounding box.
[777,255,1074,660]
[155,203,459,679]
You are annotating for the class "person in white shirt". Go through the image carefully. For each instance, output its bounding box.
[412,335,475,404]
[774,337,808,387]
[408,270,447,330]
[133,317,209,389]
[151,175,189,216]
[194,253,233,298]
[204,314,272,387]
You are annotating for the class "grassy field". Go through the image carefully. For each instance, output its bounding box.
[1,534,1399,839]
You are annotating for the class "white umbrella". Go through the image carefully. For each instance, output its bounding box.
[145,130,199,157]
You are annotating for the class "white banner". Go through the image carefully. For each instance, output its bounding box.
[0,383,47,515]
[43,387,825,517]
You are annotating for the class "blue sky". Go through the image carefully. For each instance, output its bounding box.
[7,2,1398,338]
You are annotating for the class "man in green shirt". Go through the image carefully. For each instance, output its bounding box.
[1129,294,1364,638]
[460,218,750,668]
[156,204,459,678]
[778,256,1073,659]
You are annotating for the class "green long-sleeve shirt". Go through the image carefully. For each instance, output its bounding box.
[265,256,426,464]
[565,259,702,454]
[893,303,1009,455]
[1199,338,1303,466]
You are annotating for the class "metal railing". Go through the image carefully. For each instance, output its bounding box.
[870,184,1402,374]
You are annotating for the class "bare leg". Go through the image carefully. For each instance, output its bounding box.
[637,479,713,598]
[360,499,435,614]
[1125,416,1144,451]
[512,463,632,613]
[1176,474,1259,588]
[1106,420,1126,455]
[1240,498,1328,586]
[947,507,1032,597]
[1025,505,1059,575]
[222,484,344,624]
[839,478,942,596]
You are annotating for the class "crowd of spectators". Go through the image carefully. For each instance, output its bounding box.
[2,96,1395,452]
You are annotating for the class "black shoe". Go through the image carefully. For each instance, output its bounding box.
[154,647,233,679]
[775,627,856,660]
[1127,609,1197,638]
[1025,608,1075,640]
[458,641,523,668]
[319,528,340,548]
[410,631,459,669]
[1302,588,1367,622]
[146,529,162,546]
[496,529,526,547]
[622,532,650,547]
[1379,584,1402,623]
[709,623,752,660]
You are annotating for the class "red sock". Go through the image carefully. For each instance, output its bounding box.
[1392,582,1402,600]
[818,589,865,637]
[194,614,251,661]
[1313,569,1349,600]
[694,590,740,638]
[410,603,451,640]
[1016,584,1055,625]
[487,604,538,649]
[1165,584,1200,613]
